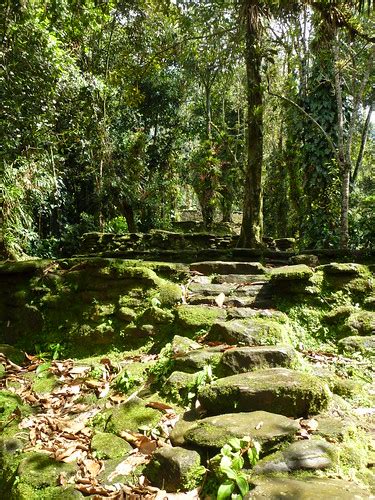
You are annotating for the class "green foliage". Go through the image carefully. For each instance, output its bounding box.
[111,370,142,394]
[208,436,261,499]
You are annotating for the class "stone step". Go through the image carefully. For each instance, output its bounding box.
[171,411,300,452]
[253,439,334,473]
[198,368,330,417]
[211,274,269,284]
[247,477,371,499]
[220,346,299,374]
[187,295,274,309]
[190,261,267,275]
[226,307,286,321]
[207,319,289,346]
[188,283,265,297]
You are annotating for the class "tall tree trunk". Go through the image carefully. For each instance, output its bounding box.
[238,1,263,248]
[332,29,350,249]
[351,101,373,185]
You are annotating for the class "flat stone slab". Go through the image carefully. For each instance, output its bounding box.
[227,308,287,321]
[190,261,267,275]
[247,477,371,499]
[198,368,330,417]
[270,264,313,282]
[318,262,367,276]
[220,346,298,374]
[182,411,300,451]
[173,347,223,373]
[207,319,289,346]
[254,439,334,473]
[212,274,269,284]
[188,283,264,297]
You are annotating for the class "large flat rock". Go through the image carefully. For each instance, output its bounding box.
[198,368,330,417]
[181,411,300,451]
[254,439,334,473]
[247,477,371,499]
[207,319,289,346]
[190,261,267,275]
[220,346,298,374]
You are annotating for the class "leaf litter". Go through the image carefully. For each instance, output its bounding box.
[0,350,192,498]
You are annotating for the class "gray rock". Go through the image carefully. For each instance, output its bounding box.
[173,347,223,373]
[181,411,300,451]
[220,346,298,374]
[144,446,203,492]
[198,368,330,417]
[171,335,201,356]
[246,477,371,499]
[275,238,296,251]
[290,254,319,267]
[254,439,334,473]
[207,319,289,346]
[212,274,269,284]
[227,308,286,321]
[190,261,267,275]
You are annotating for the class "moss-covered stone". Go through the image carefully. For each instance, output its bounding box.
[32,372,58,395]
[289,254,319,267]
[116,306,137,322]
[137,306,174,325]
[144,446,204,492]
[270,265,313,282]
[13,452,76,493]
[254,439,335,474]
[91,431,132,460]
[208,319,290,346]
[219,345,299,374]
[248,476,371,499]
[181,411,300,451]
[92,398,161,435]
[318,263,369,277]
[0,345,25,365]
[198,368,330,417]
[338,335,375,356]
[347,310,375,336]
[157,282,182,307]
[0,391,30,429]
[173,347,223,373]
[171,335,201,356]
[175,305,226,335]
[190,261,267,275]
[165,371,196,401]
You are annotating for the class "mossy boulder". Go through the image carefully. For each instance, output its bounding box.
[219,346,299,374]
[91,431,132,460]
[180,411,300,451]
[338,335,375,356]
[173,347,223,373]
[289,254,319,267]
[248,477,370,499]
[0,391,30,429]
[11,452,76,496]
[198,368,330,417]
[0,345,25,365]
[175,305,226,335]
[31,372,58,395]
[346,310,375,336]
[137,306,174,325]
[318,263,368,277]
[207,319,290,346]
[165,371,196,401]
[144,446,204,492]
[364,295,375,310]
[92,398,161,434]
[253,439,335,473]
[171,335,201,356]
[270,265,313,282]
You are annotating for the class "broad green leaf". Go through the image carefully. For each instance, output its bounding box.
[219,465,238,480]
[227,437,241,451]
[217,481,235,500]
[235,474,249,496]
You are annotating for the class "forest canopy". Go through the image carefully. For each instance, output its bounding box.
[1,0,374,258]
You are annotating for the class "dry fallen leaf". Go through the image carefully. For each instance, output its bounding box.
[145,401,174,411]
[107,454,149,482]
[214,292,226,308]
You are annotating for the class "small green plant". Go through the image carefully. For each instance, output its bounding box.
[111,370,141,394]
[187,364,216,403]
[148,343,174,384]
[209,436,261,499]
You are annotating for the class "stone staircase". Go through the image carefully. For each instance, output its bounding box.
[154,260,374,498]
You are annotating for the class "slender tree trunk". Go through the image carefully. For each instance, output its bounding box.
[352,101,373,185]
[122,203,137,233]
[332,29,350,249]
[238,1,263,248]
